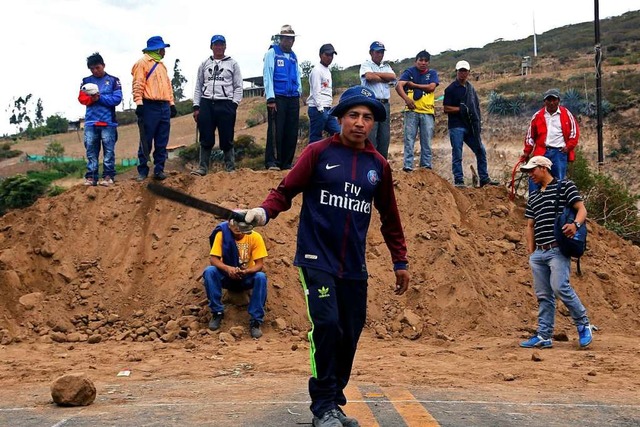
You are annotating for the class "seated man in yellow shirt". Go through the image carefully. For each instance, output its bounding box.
[203,219,268,338]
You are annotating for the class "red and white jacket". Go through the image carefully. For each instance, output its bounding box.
[523,106,580,161]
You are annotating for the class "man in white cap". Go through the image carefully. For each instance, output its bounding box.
[242,85,410,427]
[521,88,580,192]
[443,60,499,188]
[519,155,593,350]
[263,25,302,171]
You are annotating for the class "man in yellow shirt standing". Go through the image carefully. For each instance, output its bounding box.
[395,50,439,172]
[203,219,268,339]
[131,35,177,182]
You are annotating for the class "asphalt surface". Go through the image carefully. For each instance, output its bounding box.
[1,377,638,426]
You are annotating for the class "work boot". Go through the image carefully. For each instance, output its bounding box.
[195,146,212,176]
[336,407,360,427]
[224,148,235,172]
[208,312,223,331]
[249,319,262,339]
[312,409,342,427]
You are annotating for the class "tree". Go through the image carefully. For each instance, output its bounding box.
[45,115,69,135]
[34,98,44,127]
[172,59,188,101]
[8,94,33,133]
[300,60,313,79]
[43,140,65,164]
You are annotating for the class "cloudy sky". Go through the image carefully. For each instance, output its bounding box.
[0,0,637,135]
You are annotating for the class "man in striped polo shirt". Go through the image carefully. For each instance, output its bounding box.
[519,156,593,350]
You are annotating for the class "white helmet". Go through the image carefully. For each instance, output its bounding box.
[81,83,99,95]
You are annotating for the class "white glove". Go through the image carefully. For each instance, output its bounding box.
[245,207,267,227]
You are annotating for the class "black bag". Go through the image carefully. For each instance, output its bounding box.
[554,180,587,273]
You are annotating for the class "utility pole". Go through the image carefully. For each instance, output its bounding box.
[533,12,538,57]
[594,0,604,169]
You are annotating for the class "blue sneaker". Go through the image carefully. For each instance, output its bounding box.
[577,324,593,348]
[520,335,553,349]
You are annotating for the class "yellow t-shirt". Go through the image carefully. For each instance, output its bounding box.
[210,230,268,269]
[404,89,435,115]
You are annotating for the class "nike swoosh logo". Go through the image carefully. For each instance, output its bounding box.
[325,164,340,170]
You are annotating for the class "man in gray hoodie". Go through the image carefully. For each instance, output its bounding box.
[192,35,243,174]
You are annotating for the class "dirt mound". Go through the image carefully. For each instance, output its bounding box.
[1,169,639,346]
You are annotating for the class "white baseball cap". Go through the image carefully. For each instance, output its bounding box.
[455,60,470,71]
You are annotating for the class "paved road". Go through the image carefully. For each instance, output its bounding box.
[1,377,638,426]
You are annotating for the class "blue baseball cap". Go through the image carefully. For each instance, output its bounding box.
[143,36,170,52]
[369,41,385,51]
[210,35,226,44]
[329,85,386,122]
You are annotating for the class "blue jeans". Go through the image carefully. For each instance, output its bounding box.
[202,266,267,323]
[529,247,589,339]
[403,112,434,169]
[84,126,117,180]
[308,107,341,143]
[368,102,391,158]
[529,148,568,192]
[137,101,170,176]
[448,127,490,184]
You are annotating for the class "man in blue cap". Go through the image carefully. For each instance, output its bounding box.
[242,86,410,427]
[192,35,243,174]
[359,41,396,158]
[131,35,177,182]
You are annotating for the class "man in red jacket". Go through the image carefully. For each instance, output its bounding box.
[520,88,580,192]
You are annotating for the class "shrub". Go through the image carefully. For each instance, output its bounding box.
[570,150,640,243]
[0,174,48,215]
[246,103,267,128]
[0,142,21,159]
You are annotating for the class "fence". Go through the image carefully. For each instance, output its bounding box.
[25,154,139,166]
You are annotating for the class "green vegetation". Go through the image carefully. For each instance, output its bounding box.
[570,150,640,244]
[0,142,21,159]
[0,175,48,215]
[246,103,267,128]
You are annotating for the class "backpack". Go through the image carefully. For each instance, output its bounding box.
[554,180,587,274]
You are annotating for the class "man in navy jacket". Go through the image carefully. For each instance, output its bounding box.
[244,86,410,427]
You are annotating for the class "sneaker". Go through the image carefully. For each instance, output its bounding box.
[267,165,281,171]
[249,320,263,339]
[402,167,413,172]
[577,324,593,348]
[190,168,206,176]
[208,312,223,331]
[480,178,500,187]
[312,409,342,427]
[99,176,114,187]
[335,407,360,427]
[136,174,147,182]
[83,178,96,186]
[153,171,167,181]
[520,335,553,349]
[454,182,467,188]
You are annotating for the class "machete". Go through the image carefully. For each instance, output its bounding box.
[146,182,247,223]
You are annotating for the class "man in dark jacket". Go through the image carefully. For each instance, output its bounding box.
[443,60,499,188]
[243,85,410,427]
